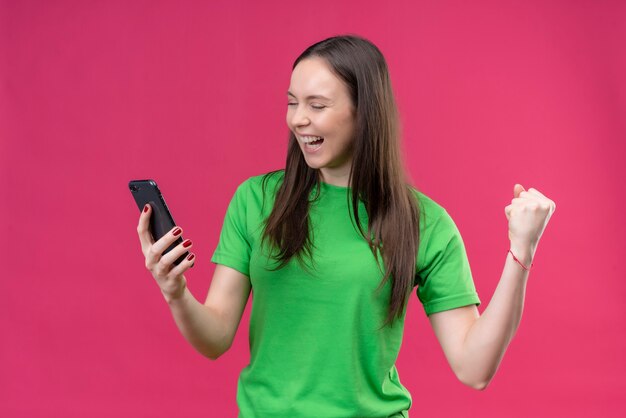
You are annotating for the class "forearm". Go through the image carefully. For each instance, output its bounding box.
[165,286,229,360]
[459,243,534,388]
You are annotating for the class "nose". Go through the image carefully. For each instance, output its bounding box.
[289,105,310,128]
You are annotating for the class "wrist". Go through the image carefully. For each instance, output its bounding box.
[162,283,188,306]
[508,244,534,270]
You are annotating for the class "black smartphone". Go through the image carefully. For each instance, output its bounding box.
[129,179,191,267]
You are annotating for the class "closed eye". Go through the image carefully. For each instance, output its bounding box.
[287,103,326,110]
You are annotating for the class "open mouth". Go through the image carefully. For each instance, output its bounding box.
[308,137,324,145]
[301,136,324,152]
[305,137,324,149]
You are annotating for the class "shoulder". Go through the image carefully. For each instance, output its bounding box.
[229,169,285,214]
[239,169,285,196]
[407,185,449,230]
[246,169,285,188]
[409,187,469,278]
[407,186,466,250]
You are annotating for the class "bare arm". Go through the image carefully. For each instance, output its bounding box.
[137,204,251,360]
[457,244,531,388]
[428,243,532,390]
[166,264,252,360]
[428,185,554,390]
[166,286,228,360]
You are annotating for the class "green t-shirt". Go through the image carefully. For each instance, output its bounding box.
[211,170,481,418]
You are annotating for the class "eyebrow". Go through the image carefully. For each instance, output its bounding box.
[287,91,331,101]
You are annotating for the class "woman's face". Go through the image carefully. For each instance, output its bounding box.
[286,57,356,186]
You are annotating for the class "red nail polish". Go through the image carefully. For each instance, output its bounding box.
[187,253,195,261]
[173,227,182,236]
[143,205,149,213]
[183,240,192,248]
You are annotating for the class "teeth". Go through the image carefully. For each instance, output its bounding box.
[300,136,323,143]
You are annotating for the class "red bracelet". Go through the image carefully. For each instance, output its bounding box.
[508,249,533,271]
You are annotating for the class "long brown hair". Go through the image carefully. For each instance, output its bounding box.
[260,34,421,329]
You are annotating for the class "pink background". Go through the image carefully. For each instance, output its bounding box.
[2,0,625,416]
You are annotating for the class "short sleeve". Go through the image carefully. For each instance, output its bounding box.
[416,210,481,316]
[210,179,252,277]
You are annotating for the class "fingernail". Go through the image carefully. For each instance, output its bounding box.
[187,253,195,261]
[143,205,149,213]
[183,239,192,248]
[173,227,182,236]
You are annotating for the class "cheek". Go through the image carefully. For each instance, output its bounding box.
[337,111,355,134]
[337,118,356,146]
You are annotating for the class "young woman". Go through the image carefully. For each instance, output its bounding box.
[136,34,556,417]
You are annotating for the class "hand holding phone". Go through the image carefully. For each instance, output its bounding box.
[130,179,195,302]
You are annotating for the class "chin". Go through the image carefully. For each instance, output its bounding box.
[303,160,325,170]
